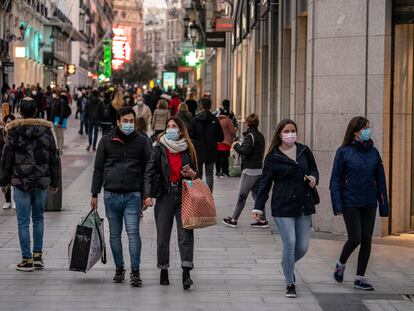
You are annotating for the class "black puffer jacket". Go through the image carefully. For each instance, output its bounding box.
[254,143,319,217]
[189,111,224,163]
[91,128,152,196]
[86,95,102,121]
[51,95,72,125]
[143,143,195,199]
[0,119,59,191]
[234,127,265,171]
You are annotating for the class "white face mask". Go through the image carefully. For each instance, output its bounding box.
[32,91,37,96]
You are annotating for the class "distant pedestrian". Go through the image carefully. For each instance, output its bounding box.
[144,117,198,290]
[133,96,152,128]
[77,89,89,135]
[223,114,268,228]
[0,97,59,272]
[215,108,236,177]
[0,114,16,209]
[252,119,319,298]
[85,90,102,151]
[330,116,389,291]
[91,107,151,287]
[152,99,171,140]
[185,93,198,117]
[136,117,151,142]
[176,103,193,129]
[169,93,181,116]
[51,91,72,151]
[189,98,224,193]
[110,91,124,127]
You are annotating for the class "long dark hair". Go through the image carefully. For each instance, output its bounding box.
[265,119,297,159]
[161,117,198,169]
[341,116,369,147]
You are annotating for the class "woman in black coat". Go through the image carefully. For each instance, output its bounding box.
[330,116,389,291]
[252,119,319,298]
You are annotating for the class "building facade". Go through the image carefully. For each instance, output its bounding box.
[224,0,414,236]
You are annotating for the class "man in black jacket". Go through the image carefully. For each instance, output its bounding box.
[0,98,59,272]
[189,98,224,193]
[85,90,102,151]
[90,107,151,287]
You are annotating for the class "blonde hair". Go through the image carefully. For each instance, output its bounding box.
[112,91,124,110]
[157,99,169,109]
[178,103,189,112]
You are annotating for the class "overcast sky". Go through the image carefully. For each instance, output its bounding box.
[144,0,166,7]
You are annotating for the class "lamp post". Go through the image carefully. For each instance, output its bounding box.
[183,15,190,39]
[189,21,199,46]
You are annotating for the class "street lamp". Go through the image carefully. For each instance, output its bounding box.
[189,21,199,45]
[183,14,190,39]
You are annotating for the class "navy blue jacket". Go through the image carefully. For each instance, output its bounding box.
[254,143,319,217]
[329,140,389,217]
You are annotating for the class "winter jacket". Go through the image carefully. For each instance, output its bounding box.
[176,111,193,129]
[51,96,72,126]
[329,140,389,217]
[91,127,152,196]
[254,143,319,217]
[189,111,224,164]
[0,128,5,160]
[169,98,181,116]
[133,103,152,127]
[152,109,170,131]
[218,115,236,146]
[85,95,102,122]
[143,143,195,199]
[0,119,59,191]
[234,127,265,171]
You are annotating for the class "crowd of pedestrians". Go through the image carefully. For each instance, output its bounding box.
[0,81,390,298]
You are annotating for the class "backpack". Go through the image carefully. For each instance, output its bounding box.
[102,103,112,120]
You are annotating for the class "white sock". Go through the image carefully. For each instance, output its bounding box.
[355,275,365,281]
[337,261,346,268]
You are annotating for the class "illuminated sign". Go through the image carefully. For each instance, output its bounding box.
[67,64,76,75]
[112,27,132,70]
[215,18,233,32]
[162,72,176,91]
[195,49,205,60]
[184,51,199,67]
[15,47,26,58]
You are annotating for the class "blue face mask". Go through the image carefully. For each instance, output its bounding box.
[165,128,180,141]
[360,128,372,142]
[120,123,134,135]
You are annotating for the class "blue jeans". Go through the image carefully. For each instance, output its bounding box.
[88,120,100,149]
[14,187,48,258]
[104,191,142,270]
[274,214,311,285]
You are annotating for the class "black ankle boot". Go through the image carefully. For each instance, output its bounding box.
[160,269,169,285]
[182,268,193,290]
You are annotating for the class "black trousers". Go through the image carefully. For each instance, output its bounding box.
[339,207,377,276]
[215,150,230,176]
[154,185,194,270]
[4,187,11,203]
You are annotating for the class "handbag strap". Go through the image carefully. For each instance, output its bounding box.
[94,213,107,264]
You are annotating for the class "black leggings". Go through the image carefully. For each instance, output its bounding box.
[216,150,230,175]
[339,207,376,276]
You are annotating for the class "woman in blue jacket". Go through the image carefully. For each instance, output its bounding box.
[330,116,389,291]
[252,119,319,298]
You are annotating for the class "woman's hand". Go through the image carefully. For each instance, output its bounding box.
[181,167,197,179]
[144,197,153,208]
[305,175,316,188]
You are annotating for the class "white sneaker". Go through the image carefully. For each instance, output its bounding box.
[11,203,16,209]
[2,202,11,209]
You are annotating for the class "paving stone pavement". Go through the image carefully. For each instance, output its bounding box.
[0,123,413,311]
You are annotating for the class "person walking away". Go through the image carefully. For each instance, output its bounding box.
[51,91,72,151]
[136,117,151,142]
[144,117,198,290]
[43,86,54,121]
[90,107,151,287]
[9,84,17,113]
[86,90,102,151]
[223,114,268,228]
[169,93,181,116]
[252,119,319,298]
[176,103,193,129]
[222,99,238,130]
[188,98,224,193]
[32,86,45,119]
[100,91,114,133]
[133,96,152,128]
[110,91,124,127]
[0,98,59,271]
[185,93,198,117]
[152,99,171,141]
[215,108,236,178]
[78,89,89,135]
[1,92,10,117]
[330,116,389,291]
[0,114,16,209]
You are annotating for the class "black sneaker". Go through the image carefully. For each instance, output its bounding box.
[286,284,297,298]
[222,217,237,228]
[250,220,269,228]
[333,263,346,283]
[33,252,44,269]
[130,269,143,287]
[182,268,193,290]
[160,269,169,285]
[16,258,34,272]
[354,278,374,290]
[86,145,91,151]
[113,267,125,283]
